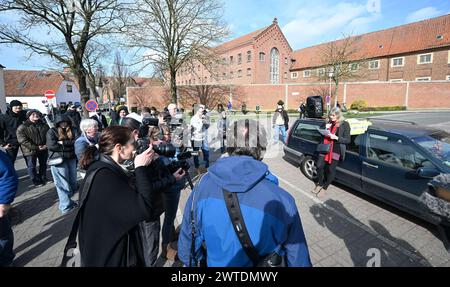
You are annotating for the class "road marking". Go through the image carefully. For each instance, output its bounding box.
[275,174,430,266]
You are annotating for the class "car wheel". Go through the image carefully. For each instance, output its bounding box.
[301,156,317,180]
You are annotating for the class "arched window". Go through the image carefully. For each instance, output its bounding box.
[270,48,280,84]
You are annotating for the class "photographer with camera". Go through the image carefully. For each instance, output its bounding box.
[121,116,185,266]
[190,104,210,173]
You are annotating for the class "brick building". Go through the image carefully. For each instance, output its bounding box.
[176,18,293,86]
[289,14,450,83]
[126,14,450,111]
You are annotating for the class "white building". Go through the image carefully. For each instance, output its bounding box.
[4,70,81,114]
[0,64,7,113]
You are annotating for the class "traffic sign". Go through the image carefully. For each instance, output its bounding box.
[85,100,98,112]
[44,90,56,100]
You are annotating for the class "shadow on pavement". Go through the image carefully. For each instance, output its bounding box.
[10,188,58,226]
[310,199,431,267]
[12,212,77,267]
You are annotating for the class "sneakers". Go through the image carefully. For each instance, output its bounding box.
[32,179,44,187]
[62,201,79,215]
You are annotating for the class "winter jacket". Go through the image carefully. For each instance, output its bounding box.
[0,109,27,148]
[75,134,98,161]
[272,109,289,130]
[90,114,108,131]
[0,149,18,205]
[78,155,158,266]
[65,110,82,129]
[46,115,77,160]
[178,156,311,267]
[16,120,50,156]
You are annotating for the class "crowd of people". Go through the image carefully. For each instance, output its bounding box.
[0,98,355,267]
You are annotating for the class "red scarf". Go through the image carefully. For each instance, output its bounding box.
[324,122,338,164]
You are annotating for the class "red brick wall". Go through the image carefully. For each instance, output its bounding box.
[344,83,406,107]
[408,82,450,108]
[126,81,450,111]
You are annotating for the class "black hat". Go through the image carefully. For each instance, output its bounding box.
[26,109,40,119]
[9,100,23,108]
[277,100,284,106]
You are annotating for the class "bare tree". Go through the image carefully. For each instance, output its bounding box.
[110,51,130,102]
[126,0,229,104]
[0,0,127,116]
[84,42,108,103]
[318,35,367,107]
[178,84,245,109]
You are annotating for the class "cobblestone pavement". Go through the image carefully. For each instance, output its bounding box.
[9,120,450,267]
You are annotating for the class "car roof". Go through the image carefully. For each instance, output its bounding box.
[366,119,444,138]
[296,117,444,138]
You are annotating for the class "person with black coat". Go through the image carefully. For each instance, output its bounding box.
[65,105,82,132]
[120,117,185,266]
[76,126,158,266]
[47,114,78,214]
[313,107,351,196]
[272,100,289,143]
[0,100,27,164]
[90,110,108,132]
[16,110,50,186]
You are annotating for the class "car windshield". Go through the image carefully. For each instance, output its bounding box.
[414,132,450,168]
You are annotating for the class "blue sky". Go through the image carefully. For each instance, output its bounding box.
[1,0,450,74]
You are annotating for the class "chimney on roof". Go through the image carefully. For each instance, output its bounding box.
[273,18,278,25]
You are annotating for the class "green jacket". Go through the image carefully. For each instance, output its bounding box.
[16,120,50,156]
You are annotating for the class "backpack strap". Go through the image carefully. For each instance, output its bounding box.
[60,167,105,267]
[222,189,261,266]
[189,173,206,267]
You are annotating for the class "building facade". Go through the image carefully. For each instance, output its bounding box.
[4,70,81,114]
[0,64,6,113]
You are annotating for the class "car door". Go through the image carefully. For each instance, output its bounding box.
[336,134,364,192]
[361,131,433,212]
[288,120,324,155]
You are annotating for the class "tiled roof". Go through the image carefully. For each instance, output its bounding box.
[291,14,450,70]
[215,27,268,52]
[4,70,72,97]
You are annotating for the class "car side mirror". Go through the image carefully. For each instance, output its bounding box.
[417,167,440,179]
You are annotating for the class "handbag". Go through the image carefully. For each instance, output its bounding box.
[223,190,286,267]
[316,143,331,154]
[47,152,64,166]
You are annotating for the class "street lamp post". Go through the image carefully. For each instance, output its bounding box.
[328,69,334,113]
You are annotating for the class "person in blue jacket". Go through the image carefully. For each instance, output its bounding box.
[0,147,19,266]
[178,119,311,267]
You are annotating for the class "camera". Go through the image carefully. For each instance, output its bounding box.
[135,138,176,158]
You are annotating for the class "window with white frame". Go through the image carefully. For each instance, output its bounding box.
[247,51,252,62]
[390,79,403,83]
[238,70,242,77]
[284,57,288,64]
[303,70,311,78]
[416,77,431,82]
[230,56,234,64]
[318,68,325,77]
[270,48,280,84]
[238,53,242,64]
[446,75,450,81]
[369,60,380,69]
[230,71,234,78]
[350,63,359,71]
[284,72,288,79]
[259,52,265,62]
[391,57,404,67]
[247,68,252,76]
[417,53,433,64]
[291,72,298,79]
[66,85,73,93]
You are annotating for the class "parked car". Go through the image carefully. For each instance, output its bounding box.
[284,117,450,233]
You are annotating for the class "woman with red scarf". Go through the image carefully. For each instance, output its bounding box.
[314,107,351,196]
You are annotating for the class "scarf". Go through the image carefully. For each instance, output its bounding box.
[324,122,338,164]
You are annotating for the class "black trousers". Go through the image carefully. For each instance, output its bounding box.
[5,147,19,164]
[316,155,339,190]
